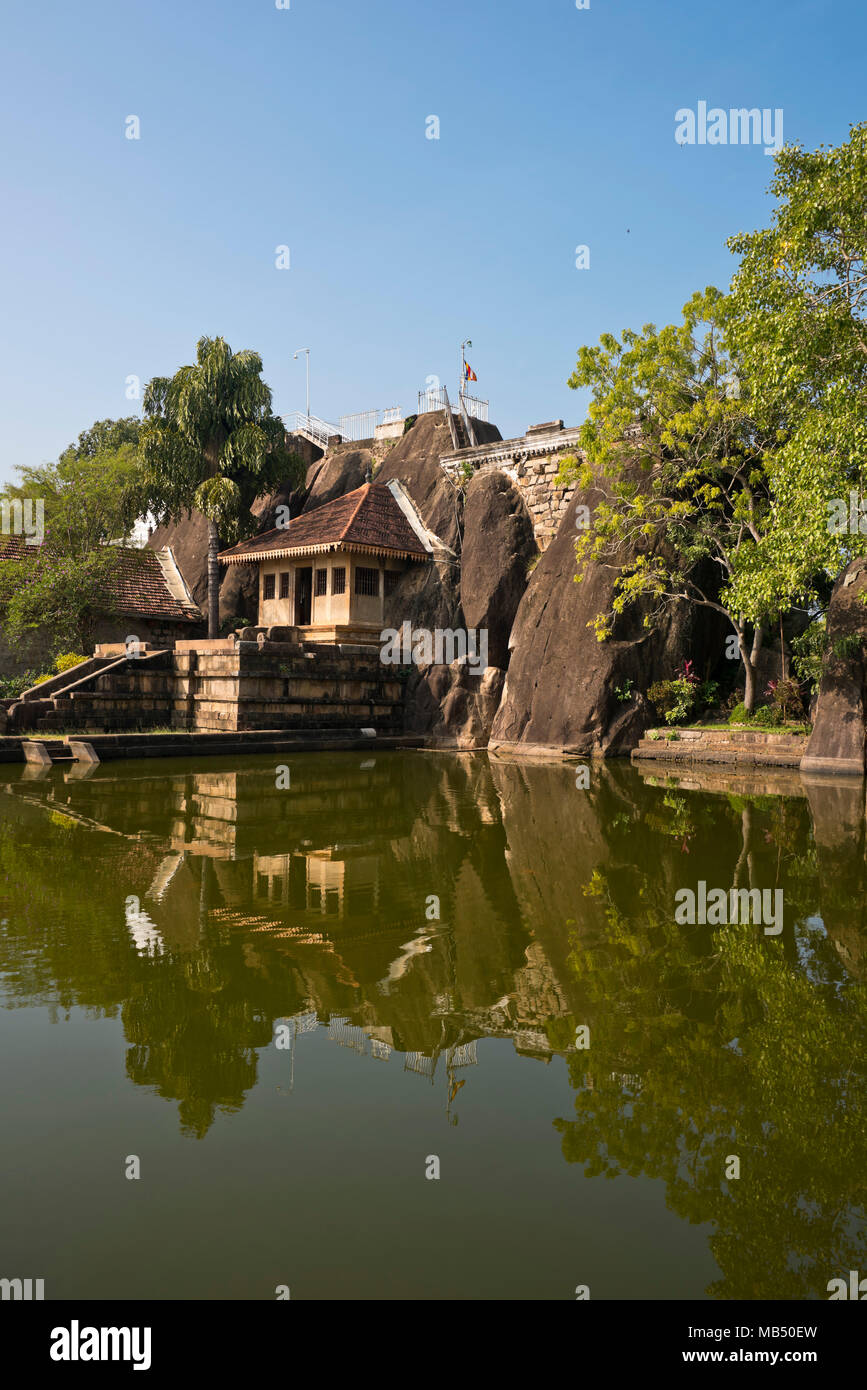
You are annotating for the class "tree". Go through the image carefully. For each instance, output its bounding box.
[1,418,141,557]
[726,122,867,622]
[135,337,304,637]
[0,417,142,656]
[561,288,785,710]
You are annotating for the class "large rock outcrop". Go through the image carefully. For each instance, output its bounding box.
[802,557,867,775]
[489,487,728,757]
[302,444,375,513]
[461,472,537,669]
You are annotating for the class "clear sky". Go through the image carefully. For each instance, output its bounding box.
[1,0,864,485]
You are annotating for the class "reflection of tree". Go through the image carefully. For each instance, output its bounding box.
[555,794,867,1300]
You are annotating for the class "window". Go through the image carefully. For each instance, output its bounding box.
[315,568,328,597]
[263,573,276,601]
[384,569,400,596]
[332,566,346,595]
[279,572,290,600]
[355,566,379,597]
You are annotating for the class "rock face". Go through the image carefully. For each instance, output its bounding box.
[461,472,537,669]
[489,488,727,756]
[379,411,501,636]
[302,444,374,513]
[405,662,506,749]
[802,557,867,775]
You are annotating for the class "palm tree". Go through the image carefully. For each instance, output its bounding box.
[138,336,303,637]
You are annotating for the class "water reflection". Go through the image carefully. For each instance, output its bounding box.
[0,751,866,1298]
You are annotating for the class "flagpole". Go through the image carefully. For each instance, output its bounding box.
[460,338,472,408]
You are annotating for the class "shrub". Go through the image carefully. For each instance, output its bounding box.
[54,652,87,673]
[648,677,695,725]
[0,670,44,699]
[764,676,803,723]
[728,702,749,725]
[752,704,780,728]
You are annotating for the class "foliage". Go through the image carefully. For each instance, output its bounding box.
[727,122,867,613]
[0,670,43,699]
[135,338,302,544]
[647,661,718,725]
[0,544,131,654]
[764,676,803,722]
[562,287,788,710]
[1,417,141,557]
[54,651,87,673]
[614,678,634,702]
[790,621,827,689]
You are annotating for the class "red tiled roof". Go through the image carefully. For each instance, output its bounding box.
[0,537,202,623]
[219,483,429,564]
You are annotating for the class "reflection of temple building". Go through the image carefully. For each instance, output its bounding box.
[1,754,588,1119]
[254,849,380,921]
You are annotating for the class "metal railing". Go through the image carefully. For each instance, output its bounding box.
[418,386,489,423]
[337,407,403,441]
[286,411,343,448]
[461,392,489,422]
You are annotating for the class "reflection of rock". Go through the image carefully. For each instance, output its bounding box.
[803,558,867,775]
[802,772,867,979]
[490,487,728,756]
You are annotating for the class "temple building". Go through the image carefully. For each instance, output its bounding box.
[219,480,431,644]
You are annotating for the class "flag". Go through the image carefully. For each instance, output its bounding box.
[464,361,477,382]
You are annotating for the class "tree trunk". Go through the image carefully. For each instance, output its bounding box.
[742,623,765,713]
[207,520,220,639]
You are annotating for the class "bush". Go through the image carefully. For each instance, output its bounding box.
[54,652,87,673]
[647,677,696,725]
[752,704,780,728]
[647,661,719,726]
[728,702,749,725]
[0,670,44,699]
[764,675,803,723]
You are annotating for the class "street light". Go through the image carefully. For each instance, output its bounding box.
[294,348,310,420]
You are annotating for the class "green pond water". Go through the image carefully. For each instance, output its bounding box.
[0,750,865,1301]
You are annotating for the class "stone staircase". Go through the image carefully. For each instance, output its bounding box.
[632,727,808,768]
[25,641,407,736]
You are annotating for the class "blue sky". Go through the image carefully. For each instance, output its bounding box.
[0,0,864,486]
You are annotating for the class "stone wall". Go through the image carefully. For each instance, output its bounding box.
[439,422,582,550]
[31,642,405,735]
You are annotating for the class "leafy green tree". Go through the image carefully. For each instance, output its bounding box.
[0,417,143,656]
[726,122,867,619]
[0,546,131,654]
[2,423,140,558]
[562,288,786,709]
[136,337,303,637]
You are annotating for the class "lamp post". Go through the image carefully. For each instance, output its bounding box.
[294,348,310,420]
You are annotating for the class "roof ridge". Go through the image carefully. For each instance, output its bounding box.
[339,482,372,542]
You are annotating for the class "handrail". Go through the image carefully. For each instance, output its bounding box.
[441,386,460,450]
[287,412,343,448]
[458,392,478,448]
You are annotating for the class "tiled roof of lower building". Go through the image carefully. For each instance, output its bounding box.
[0,537,203,622]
